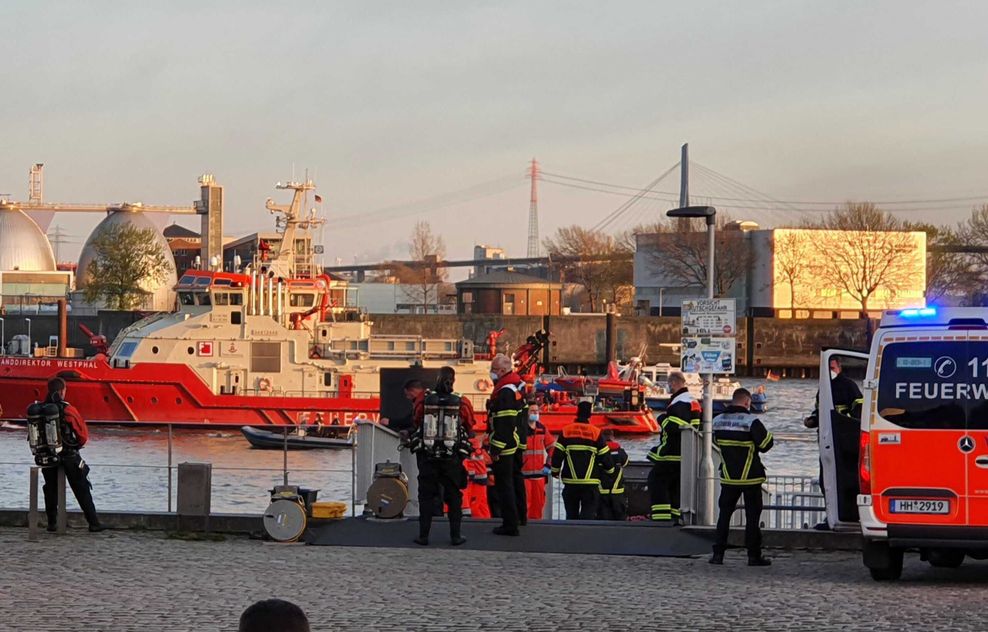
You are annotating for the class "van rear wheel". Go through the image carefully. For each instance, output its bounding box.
[928,550,964,569]
[863,541,903,581]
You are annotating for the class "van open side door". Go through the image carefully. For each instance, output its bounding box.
[818,348,869,530]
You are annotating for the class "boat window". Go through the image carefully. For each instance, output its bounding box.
[290,293,316,308]
[324,372,333,387]
[213,278,232,286]
[876,340,988,429]
[115,341,139,360]
[195,277,212,287]
[178,275,196,286]
[198,292,212,306]
[213,292,230,306]
[179,292,195,306]
[231,311,242,325]
[251,341,281,373]
[229,292,244,306]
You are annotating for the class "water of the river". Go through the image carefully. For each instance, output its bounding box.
[0,379,821,514]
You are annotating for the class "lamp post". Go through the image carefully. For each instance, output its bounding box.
[667,205,717,525]
[24,318,31,357]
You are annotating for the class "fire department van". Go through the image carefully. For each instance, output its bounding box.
[830,307,988,580]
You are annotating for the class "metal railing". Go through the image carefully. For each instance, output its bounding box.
[1,423,355,517]
[3,420,827,530]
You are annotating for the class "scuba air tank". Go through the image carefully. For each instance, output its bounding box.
[418,391,467,459]
[26,402,64,466]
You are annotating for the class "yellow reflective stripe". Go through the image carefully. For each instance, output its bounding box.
[741,445,754,481]
[651,455,682,462]
[663,415,689,427]
[493,410,520,418]
[716,439,755,447]
[759,433,773,450]
[721,477,765,486]
[489,439,507,449]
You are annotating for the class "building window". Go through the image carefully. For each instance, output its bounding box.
[503,292,515,315]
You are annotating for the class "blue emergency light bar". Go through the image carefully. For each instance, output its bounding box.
[899,307,937,318]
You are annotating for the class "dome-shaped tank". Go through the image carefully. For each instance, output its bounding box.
[0,207,57,271]
[77,210,177,311]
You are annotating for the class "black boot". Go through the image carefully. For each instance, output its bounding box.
[450,519,466,546]
[748,554,772,567]
[710,546,725,565]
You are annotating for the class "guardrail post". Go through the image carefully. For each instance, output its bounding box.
[167,424,174,513]
[28,467,39,541]
[56,467,67,534]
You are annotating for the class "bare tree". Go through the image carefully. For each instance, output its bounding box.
[774,230,812,310]
[903,221,975,304]
[397,221,447,312]
[814,203,924,312]
[640,214,753,296]
[543,226,632,312]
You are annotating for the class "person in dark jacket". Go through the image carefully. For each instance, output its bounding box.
[710,387,773,566]
[410,367,474,546]
[804,357,863,529]
[597,429,629,521]
[551,401,614,520]
[41,377,104,532]
[382,379,426,434]
[646,372,701,523]
[487,354,526,536]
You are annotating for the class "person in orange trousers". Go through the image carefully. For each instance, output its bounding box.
[463,438,492,518]
[521,403,556,520]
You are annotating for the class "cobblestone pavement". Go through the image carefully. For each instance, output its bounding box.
[2,527,987,631]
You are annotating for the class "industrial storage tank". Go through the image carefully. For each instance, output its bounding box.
[76,210,178,311]
[0,207,57,271]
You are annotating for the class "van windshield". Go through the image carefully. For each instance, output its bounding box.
[878,340,988,430]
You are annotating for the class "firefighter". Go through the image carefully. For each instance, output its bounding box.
[381,379,426,434]
[597,429,629,521]
[409,367,474,546]
[804,357,864,427]
[463,438,492,519]
[487,353,526,536]
[803,357,863,529]
[646,371,700,523]
[710,387,773,566]
[40,378,104,532]
[521,402,555,520]
[551,401,614,520]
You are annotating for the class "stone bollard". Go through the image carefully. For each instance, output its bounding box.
[176,462,212,532]
[28,467,39,541]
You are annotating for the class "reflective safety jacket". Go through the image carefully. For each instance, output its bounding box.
[551,421,614,486]
[463,453,491,485]
[521,420,556,478]
[807,374,865,426]
[487,372,527,457]
[598,441,629,495]
[647,388,701,463]
[712,405,774,486]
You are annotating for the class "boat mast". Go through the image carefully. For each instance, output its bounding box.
[264,179,324,279]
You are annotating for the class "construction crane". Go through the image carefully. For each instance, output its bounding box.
[0,199,197,214]
[0,164,197,215]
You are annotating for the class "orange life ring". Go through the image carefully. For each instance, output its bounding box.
[258,378,272,392]
[475,378,492,392]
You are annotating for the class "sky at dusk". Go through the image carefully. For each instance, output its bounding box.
[2,1,987,266]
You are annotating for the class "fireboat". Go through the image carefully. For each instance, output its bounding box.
[0,177,657,434]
